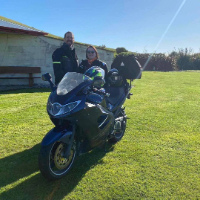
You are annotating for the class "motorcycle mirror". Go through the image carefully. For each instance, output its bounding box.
[42,73,52,81]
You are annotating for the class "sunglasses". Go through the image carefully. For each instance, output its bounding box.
[87,51,95,54]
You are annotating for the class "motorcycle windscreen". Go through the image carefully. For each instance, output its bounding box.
[57,72,91,95]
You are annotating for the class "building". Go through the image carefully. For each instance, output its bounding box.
[0,16,115,86]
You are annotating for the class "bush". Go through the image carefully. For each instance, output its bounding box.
[97,45,106,49]
[176,55,191,70]
[135,53,175,71]
[113,47,200,71]
[116,47,128,54]
[169,48,200,70]
[191,54,200,70]
[172,48,192,70]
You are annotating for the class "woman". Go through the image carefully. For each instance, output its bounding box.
[78,46,108,76]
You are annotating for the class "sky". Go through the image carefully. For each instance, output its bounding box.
[1,0,200,53]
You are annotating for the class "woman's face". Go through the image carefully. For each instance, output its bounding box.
[87,47,97,60]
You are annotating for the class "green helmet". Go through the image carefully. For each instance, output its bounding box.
[84,66,105,88]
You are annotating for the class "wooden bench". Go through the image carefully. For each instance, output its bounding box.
[0,66,41,87]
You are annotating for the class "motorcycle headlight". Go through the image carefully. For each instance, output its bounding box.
[63,101,80,114]
[47,100,81,116]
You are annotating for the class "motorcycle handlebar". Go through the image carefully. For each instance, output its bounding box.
[92,88,110,97]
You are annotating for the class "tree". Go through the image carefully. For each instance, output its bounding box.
[116,47,128,54]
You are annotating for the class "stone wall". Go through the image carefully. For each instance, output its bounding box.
[0,33,114,85]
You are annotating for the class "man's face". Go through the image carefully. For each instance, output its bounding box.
[64,32,74,46]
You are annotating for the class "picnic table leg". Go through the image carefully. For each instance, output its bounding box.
[29,73,34,87]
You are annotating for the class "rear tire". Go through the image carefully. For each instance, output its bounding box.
[109,109,127,143]
[38,141,76,180]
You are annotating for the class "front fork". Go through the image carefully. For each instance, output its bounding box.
[63,125,75,158]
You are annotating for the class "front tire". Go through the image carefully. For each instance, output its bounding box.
[38,141,76,180]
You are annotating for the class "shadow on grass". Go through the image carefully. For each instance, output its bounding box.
[0,143,114,200]
[0,144,41,188]
[0,88,51,95]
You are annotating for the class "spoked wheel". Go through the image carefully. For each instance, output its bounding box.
[109,109,127,143]
[39,141,76,180]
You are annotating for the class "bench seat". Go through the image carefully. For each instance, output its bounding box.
[0,66,41,87]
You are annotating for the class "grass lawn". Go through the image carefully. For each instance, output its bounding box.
[0,71,200,199]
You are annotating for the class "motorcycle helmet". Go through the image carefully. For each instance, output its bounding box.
[107,69,123,87]
[84,66,105,88]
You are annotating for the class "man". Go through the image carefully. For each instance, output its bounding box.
[52,31,79,85]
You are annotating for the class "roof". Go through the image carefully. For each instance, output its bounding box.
[0,16,48,36]
[0,16,115,52]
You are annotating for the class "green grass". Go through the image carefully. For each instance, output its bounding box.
[0,72,200,199]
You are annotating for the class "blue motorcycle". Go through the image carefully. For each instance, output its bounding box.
[38,64,140,180]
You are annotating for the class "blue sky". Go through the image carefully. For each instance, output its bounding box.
[1,0,200,53]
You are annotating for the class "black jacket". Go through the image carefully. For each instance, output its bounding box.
[78,59,108,76]
[52,43,79,85]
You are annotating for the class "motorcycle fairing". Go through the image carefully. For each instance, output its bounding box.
[73,103,114,148]
[86,92,107,108]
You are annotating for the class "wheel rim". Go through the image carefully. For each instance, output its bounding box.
[54,143,74,170]
[49,142,76,176]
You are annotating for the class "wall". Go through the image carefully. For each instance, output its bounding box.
[0,33,114,85]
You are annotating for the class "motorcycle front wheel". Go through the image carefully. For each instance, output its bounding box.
[38,141,76,180]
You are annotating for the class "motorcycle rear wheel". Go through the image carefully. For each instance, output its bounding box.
[109,109,127,143]
[38,141,76,180]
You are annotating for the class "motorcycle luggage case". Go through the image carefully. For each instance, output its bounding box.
[111,53,142,80]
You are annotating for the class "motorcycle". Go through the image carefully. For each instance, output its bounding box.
[38,64,140,180]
